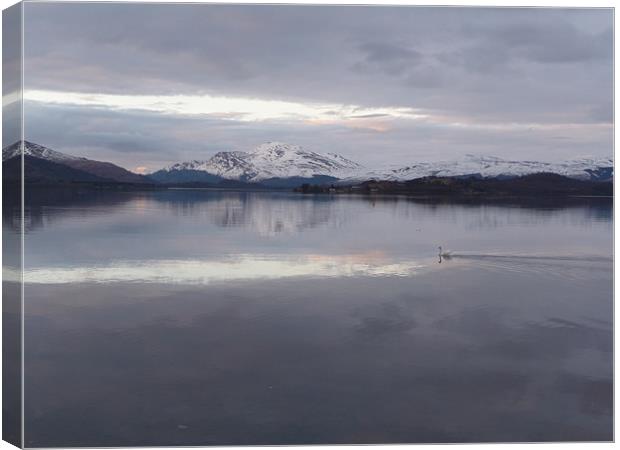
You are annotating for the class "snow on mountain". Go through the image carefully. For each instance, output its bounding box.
[157,143,612,184]
[157,142,362,182]
[245,142,361,181]
[349,154,614,183]
[201,151,261,180]
[3,141,150,184]
[6,139,612,187]
[3,140,84,163]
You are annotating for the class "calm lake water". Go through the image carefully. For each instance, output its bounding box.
[9,188,613,445]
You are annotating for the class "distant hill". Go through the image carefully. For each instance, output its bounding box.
[353,154,614,183]
[148,168,225,184]
[161,179,274,190]
[296,173,613,197]
[152,143,613,185]
[149,142,362,185]
[3,155,111,184]
[3,141,153,184]
[2,141,614,193]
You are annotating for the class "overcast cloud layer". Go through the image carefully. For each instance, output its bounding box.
[17,3,613,173]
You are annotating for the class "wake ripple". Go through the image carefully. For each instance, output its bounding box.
[440,252,612,280]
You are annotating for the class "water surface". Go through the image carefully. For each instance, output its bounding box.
[11,188,612,446]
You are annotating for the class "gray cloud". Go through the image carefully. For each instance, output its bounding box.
[3,4,22,148]
[479,21,612,64]
[19,4,613,168]
[354,42,423,75]
[588,101,614,123]
[23,100,612,172]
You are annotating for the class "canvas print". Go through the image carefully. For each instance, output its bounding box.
[2,2,614,447]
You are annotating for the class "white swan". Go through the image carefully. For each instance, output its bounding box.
[438,246,452,257]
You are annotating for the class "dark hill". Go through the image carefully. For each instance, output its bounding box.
[65,159,152,184]
[149,169,225,184]
[296,173,613,197]
[3,141,153,184]
[3,155,111,184]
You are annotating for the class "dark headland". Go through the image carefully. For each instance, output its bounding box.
[294,173,613,198]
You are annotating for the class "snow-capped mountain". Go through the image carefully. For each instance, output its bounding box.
[4,140,613,187]
[151,142,362,184]
[3,140,83,163]
[155,145,613,185]
[243,142,361,181]
[353,154,614,183]
[3,141,150,184]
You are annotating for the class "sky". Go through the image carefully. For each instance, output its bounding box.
[15,3,614,173]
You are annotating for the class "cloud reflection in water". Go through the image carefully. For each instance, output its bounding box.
[20,253,425,285]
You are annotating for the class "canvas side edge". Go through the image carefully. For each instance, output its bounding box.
[2,2,24,448]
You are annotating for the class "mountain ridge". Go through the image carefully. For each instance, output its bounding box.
[151,142,361,184]
[297,172,613,198]
[3,141,152,184]
[359,154,614,182]
[153,142,613,184]
[2,140,614,186]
